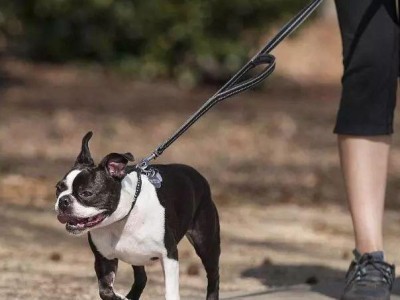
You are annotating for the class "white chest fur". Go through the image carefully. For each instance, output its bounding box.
[90,173,167,266]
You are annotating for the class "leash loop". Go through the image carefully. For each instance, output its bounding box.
[137,0,324,171]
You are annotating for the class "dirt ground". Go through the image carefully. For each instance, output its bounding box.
[2,203,400,300]
[2,20,400,299]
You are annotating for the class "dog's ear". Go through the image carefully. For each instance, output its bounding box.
[74,131,95,167]
[100,152,134,179]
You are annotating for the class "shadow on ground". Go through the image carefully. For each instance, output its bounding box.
[242,262,344,298]
[242,261,400,299]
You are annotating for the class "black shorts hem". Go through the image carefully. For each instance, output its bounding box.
[334,124,394,136]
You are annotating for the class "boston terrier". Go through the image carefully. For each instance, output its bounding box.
[54,132,220,300]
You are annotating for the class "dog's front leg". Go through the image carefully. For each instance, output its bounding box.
[88,234,126,300]
[96,258,125,300]
[161,256,180,300]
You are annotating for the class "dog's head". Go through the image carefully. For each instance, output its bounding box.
[55,132,134,235]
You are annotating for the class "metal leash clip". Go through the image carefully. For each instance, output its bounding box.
[137,153,163,188]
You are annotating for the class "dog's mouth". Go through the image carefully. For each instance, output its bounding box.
[57,213,107,233]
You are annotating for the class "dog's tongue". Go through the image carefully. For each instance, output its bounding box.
[57,214,69,224]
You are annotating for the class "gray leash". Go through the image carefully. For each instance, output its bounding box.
[137,0,325,187]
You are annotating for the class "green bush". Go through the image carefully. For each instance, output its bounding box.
[0,0,309,84]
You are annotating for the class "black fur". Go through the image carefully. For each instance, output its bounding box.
[88,234,125,300]
[75,131,95,168]
[87,163,221,300]
[151,164,221,299]
[57,142,134,216]
[72,168,121,214]
[127,266,147,300]
[57,133,221,299]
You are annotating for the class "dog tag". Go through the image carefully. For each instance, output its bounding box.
[147,168,163,188]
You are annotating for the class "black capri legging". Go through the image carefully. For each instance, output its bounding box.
[335,0,399,135]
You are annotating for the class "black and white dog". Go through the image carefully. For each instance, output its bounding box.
[55,132,220,300]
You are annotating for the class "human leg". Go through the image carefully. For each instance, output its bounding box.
[335,0,398,298]
[338,135,391,253]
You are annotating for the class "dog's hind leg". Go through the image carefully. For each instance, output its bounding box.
[126,266,147,300]
[186,195,220,300]
[161,255,181,300]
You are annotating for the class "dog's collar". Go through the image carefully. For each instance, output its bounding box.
[124,168,142,219]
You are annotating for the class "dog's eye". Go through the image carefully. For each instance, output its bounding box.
[80,191,93,198]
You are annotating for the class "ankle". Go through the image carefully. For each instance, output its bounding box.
[353,249,385,261]
[355,242,384,256]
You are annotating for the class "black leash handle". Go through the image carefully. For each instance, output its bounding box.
[138,0,324,170]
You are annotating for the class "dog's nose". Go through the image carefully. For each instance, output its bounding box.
[58,196,72,211]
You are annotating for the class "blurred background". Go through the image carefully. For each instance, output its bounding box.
[1,1,400,299]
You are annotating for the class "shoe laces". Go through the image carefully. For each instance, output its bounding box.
[347,254,395,288]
